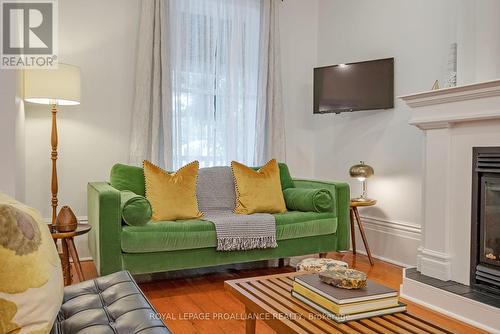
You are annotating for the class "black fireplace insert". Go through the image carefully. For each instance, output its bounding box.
[471,147,500,295]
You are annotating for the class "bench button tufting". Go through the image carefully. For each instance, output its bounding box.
[52,271,172,333]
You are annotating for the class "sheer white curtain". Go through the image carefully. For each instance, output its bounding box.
[130,0,285,169]
[129,0,172,169]
[254,0,285,164]
[169,0,261,169]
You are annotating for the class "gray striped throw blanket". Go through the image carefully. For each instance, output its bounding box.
[197,166,278,251]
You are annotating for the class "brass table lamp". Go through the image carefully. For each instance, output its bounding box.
[24,64,81,230]
[349,161,374,202]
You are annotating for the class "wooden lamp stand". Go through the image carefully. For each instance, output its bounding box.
[50,103,59,231]
[24,64,82,284]
[23,64,81,230]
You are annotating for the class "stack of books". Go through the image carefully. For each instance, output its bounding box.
[292,274,406,323]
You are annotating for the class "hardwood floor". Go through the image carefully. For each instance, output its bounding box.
[78,253,487,334]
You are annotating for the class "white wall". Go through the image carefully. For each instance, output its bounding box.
[279,0,318,177]
[15,74,26,201]
[312,0,459,266]
[457,0,500,85]
[0,70,25,200]
[0,71,18,197]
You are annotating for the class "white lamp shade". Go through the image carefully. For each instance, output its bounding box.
[24,64,81,105]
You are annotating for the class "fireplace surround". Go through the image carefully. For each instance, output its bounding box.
[399,79,500,332]
[471,147,500,295]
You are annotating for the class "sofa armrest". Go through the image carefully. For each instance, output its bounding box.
[293,179,350,250]
[87,182,122,275]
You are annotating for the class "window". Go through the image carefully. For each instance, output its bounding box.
[169,0,261,168]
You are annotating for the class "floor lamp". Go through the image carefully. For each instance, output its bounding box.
[24,64,81,230]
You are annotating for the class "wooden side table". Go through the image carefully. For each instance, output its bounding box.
[51,223,91,285]
[350,199,376,265]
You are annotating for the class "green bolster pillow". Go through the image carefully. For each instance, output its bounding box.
[283,188,333,213]
[120,190,152,226]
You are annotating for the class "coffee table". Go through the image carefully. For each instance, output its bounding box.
[225,272,452,334]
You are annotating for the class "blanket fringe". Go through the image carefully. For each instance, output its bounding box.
[217,236,278,251]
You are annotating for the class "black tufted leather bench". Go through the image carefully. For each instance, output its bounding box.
[51,271,171,334]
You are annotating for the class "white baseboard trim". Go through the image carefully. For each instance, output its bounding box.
[353,249,413,268]
[360,215,421,237]
[361,215,421,234]
[354,215,421,267]
[400,269,500,333]
[417,247,452,281]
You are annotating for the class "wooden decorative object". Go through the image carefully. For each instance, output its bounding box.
[56,205,78,232]
[319,267,368,289]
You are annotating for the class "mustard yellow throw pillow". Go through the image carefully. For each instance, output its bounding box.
[0,192,63,334]
[232,159,287,214]
[144,160,203,221]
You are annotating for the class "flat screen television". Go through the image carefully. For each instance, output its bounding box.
[313,57,394,114]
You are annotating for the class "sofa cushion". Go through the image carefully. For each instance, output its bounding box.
[278,163,295,189]
[110,163,146,196]
[232,159,287,214]
[51,271,170,334]
[252,162,295,190]
[121,211,337,253]
[144,160,203,221]
[120,190,152,226]
[283,188,333,212]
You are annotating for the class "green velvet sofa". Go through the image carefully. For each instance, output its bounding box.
[87,163,350,276]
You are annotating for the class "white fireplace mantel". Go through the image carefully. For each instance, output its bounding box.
[399,79,500,333]
[400,78,500,282]
[400,79,500,130]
